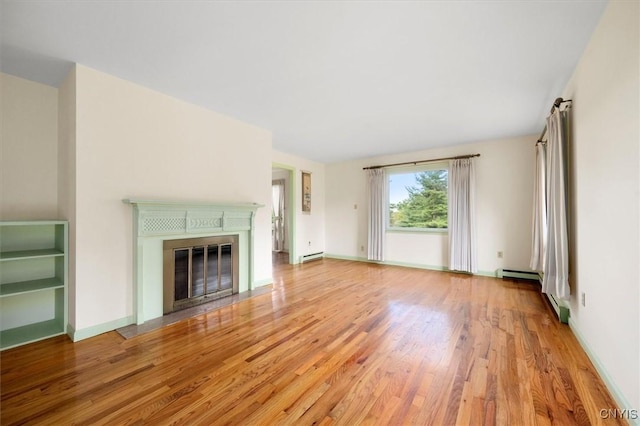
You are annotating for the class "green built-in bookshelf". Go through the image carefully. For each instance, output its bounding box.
[0,221,68,350]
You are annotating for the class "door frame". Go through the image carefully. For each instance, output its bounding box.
[272,163,296,264]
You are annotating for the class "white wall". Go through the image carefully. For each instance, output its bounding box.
[272,150,325,262]
[562,0,639,411]
[62,65,273,332]
[272,168,290,252]
[1,73,58,219]
[325,135,535,274]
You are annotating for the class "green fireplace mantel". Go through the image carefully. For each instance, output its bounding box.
[124,199,264,324]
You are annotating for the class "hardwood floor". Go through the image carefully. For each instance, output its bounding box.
[1,258,624,425]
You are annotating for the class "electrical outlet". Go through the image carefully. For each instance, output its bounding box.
[360,245,364,252]
[354,204,358,209]
[581,292,586,307]
[497,251,503,259]
[308,241,311,247]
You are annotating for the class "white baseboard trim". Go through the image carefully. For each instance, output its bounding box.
[568,318,639,425]
[68,316,135,342]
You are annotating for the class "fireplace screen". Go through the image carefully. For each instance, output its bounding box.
[163,235,239,314]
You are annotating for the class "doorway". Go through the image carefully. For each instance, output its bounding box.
[272,166,295,264]
[272,178,286,252]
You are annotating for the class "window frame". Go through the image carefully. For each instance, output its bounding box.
[386,162,449,233]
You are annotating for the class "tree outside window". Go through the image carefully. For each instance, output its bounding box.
[388,168,448,229]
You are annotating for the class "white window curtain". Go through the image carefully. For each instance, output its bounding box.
[448,158,477,273]
[272,179,285,252]
[367,168,386,261]
[530,143,547,271]
[541,110,570,299]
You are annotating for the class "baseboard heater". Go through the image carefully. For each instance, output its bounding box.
[300,252,324,263]
[500,268,569,324]
[545,292,570,324]
[537,272,570,324]
[501,269,539,281]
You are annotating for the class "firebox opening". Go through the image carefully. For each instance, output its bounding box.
[163,235,239,314]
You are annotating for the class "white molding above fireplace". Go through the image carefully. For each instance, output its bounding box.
[124,199,264,324]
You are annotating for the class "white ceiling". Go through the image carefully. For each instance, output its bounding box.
[1,1,607,163]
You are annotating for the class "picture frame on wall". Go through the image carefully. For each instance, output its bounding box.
[302,171,311,213]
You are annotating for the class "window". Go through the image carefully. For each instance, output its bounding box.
[388,164,448,230]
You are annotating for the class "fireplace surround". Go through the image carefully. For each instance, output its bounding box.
[125,199,263,324]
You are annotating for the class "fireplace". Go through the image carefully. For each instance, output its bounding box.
[163,235,239,313]
[124,199,263,324]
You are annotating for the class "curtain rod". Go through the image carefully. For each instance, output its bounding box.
[362,153,480,170]
[536,97,572,144]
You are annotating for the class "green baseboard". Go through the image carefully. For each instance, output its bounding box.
[324,253,445,272]
[475,270,499,278]
[68,316,135,342]
[323,253,369,262]
[324,254,497,277]
[569,318,639,426]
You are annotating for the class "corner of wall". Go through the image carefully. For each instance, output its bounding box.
[58,65,78,331]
